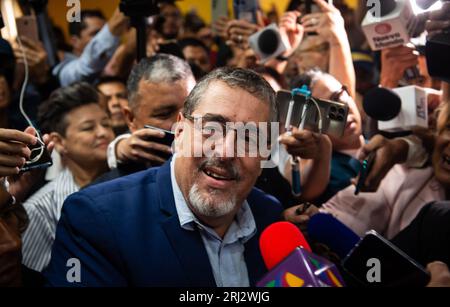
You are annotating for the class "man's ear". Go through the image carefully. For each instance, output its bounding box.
[50,132,66,155]
[175,112,184,138]
[123,105,136,132]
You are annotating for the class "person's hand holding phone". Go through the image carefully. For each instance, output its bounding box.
[116,128,173,166]
[354,135,409,193]
[0,127,38,177]
[12,36,50,85]
[7,132,54,204]
[300,0,345,45]
[283,203,320,232]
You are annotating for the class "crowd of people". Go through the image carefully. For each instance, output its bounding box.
[1,0,450,287]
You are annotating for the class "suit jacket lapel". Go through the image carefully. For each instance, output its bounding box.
[157,161,216,287]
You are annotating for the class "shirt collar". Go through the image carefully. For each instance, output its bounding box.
[170,155,256,244]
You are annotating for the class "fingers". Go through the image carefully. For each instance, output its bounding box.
[0,128,37,145]
[358,135,385,160]
[427,261,450,287]
[129,149,167,165]
[313,0,336,12]
[0,141,32,158]
[129,138,172,155]
[0,155,26,168]
[0,166,21,176]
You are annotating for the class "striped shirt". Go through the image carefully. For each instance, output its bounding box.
[22,168,79,272]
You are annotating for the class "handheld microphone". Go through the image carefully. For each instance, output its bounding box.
[363,86,428,133]
[257,222,345,287]
[248,24,288,64]
[307,213,361,259]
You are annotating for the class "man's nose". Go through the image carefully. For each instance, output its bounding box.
[217,130,236,159]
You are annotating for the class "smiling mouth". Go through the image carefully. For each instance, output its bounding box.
[202,167,236,181]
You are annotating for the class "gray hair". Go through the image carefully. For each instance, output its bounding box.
[183,67,278,123]
[127,54,194,109]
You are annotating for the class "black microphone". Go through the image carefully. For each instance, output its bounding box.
[368,0,397,17]
[258,29,279,55]
[363,87,402,122]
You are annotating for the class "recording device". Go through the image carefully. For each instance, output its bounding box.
[20,137,53,173]
[277,90,349,138]
[342,230,430,287]
[363,86,428,133]
[257,222,345,287]
[25,0,59,67]
[16,16,39,42]
[233,0,258,24]
[361,0,415,51]
[355,151,376,195]
[212,0,229,21]
[143,125,175,147]
[120,0,161,61]
[143,125,174,161]
[308,213,361,259]
[248,24,288,63]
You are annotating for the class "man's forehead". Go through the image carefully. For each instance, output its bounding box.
[194,82,270,121]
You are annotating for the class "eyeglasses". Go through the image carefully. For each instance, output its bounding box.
[329,85,349,102]
[183,113,271,155]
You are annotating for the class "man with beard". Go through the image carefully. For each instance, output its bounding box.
[44,68,283,287]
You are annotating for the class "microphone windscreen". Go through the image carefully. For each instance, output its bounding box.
[308,213,361,259]
[260,222,311,270]
[363,87,402,121]
[369,0,397,17]
[258,28,279,55]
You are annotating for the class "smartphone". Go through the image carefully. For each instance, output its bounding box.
[233,0,258,24]
[354,151,376,195]
[16,16,39,42]
[212,0,229,22]
[143,125,174,161]
[20,139,53,173]
[342,230,430,287]
[277,90,349,138]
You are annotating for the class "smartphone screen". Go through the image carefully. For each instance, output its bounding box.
[342,230,430,287]
[233,0,258,24]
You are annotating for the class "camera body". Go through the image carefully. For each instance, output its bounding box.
[119,0,161,18]
[277,90,349,137]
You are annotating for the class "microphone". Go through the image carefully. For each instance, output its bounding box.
[363,87,402,122]
[248,24,288,63]
[363,86,429,133]
[361,0,416,51]
[257,222,345,287]
[307,213,361,260]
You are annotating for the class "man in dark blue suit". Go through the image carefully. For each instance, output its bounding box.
[44,67,283,286]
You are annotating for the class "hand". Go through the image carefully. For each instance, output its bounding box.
[300,0,346,45]
[283,203,320,232]
[279,11,304,58]
[7,133,54,203]
[0,127,37,177]
[13,36,49,85]
[426,261,450,287]
[225,19,260,49]
[116,129,173,165]
[278,127,332,160]
[426,2,450,38]
[355,135,409,192]
[380,45,419,88]
[212,16,231,40]
[108,7,130,37]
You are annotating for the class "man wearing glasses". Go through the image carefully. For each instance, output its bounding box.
[44,67,283,287]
